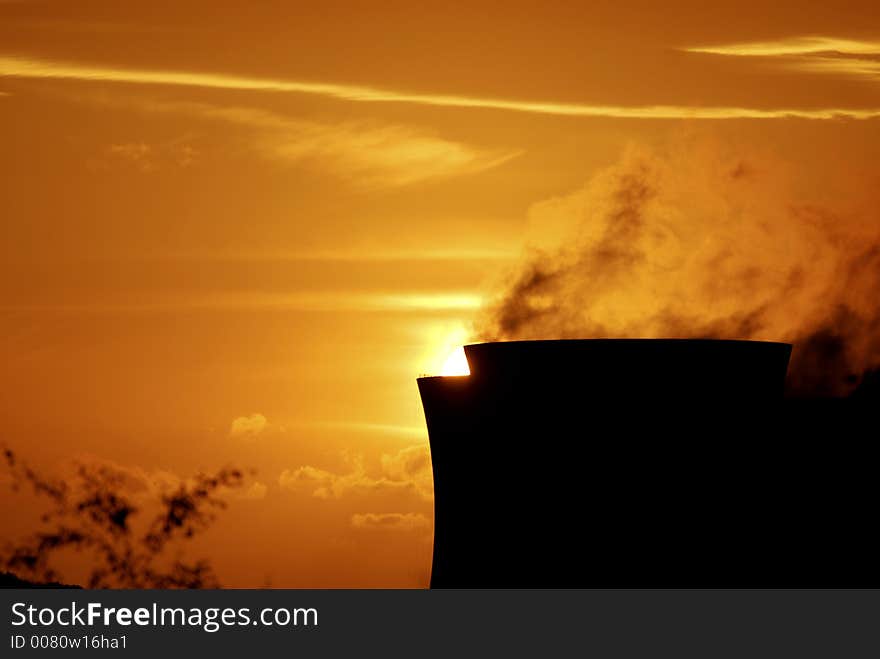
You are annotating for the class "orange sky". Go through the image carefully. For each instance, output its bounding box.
[2,0,880,587]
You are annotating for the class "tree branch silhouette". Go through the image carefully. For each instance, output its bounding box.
[1,448,244,588]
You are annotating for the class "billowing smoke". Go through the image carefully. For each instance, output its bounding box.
[476,138,880,396]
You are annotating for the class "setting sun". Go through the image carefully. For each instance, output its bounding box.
[440,347,470,376]
[418,324,471,376]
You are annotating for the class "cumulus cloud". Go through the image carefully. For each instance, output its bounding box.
[350,512,430,531]
[476,137,880,396]
[380,445,432,497]
[228,413,268,439]
[279,444,432,500]
[235,481,268,500]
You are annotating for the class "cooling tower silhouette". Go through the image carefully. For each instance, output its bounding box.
[418,339,877,587]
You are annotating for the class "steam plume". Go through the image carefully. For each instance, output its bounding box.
[476,139,880,396]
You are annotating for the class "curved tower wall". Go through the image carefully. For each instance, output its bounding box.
[418,339,877,587]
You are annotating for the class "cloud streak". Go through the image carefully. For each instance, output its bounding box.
[193,105,517,186]
[79,95,516,187]
[1,291,483,314]
[684,35,880,81]
[2,54,879,119]
[685,36,880,57]
[350,512,430,531]
[186,291,483,313]
[792,57,880,80]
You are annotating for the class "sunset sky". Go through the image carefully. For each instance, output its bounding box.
[2,0,880,587]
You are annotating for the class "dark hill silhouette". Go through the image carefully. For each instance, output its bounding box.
[0,571,80,589]
[419,339,878,587]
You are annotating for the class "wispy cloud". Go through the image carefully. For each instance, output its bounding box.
[685,36,880,57]
[2,54,879,119]
[684,35,880,81]
[186,105,517,186]
[236,482,268,500]
[197,291,483,313]
[102,140,197,172]
[350,512,430,531]
[80,95,516,187]
[158,247,516,262]
[792,56,880,80]
[0,291,483,314]
[309,421,428,438]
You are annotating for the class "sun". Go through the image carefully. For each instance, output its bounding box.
[440,346,470,376]
[419,323,471,376]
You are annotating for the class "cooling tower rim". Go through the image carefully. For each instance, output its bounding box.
[417,338,792,381]
[463,338,793,368]
[463,338,792,349]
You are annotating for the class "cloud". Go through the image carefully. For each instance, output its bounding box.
[228,413,267,439]
[350,512,430,531]
[80,96,516,187]
[108,142,152,160]
[104,141,198,172]
[262,120,514,187]
[266,247,516,262]
[311,421,429,438]
[2,54,880,120]
[277,463,415,500]
[67,457,184,498]
[68,458,262,511]
[4,453,188,506]
[792,57,880,80]
[279,445,432,500]
[0,290,483,314]
[235,481,268,500]
[63,457,258,503]
[380,445,432,492]
[685,36,880,57]
[684,35,880,81]
[476,137,880,395]
[179,104,517,186]
[218,291,481,313]
[106,142,155,171]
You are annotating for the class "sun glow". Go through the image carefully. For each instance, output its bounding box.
[440,346,470,376]
[419,324,471,376]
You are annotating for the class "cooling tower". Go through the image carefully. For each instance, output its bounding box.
[418,339,877,587]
